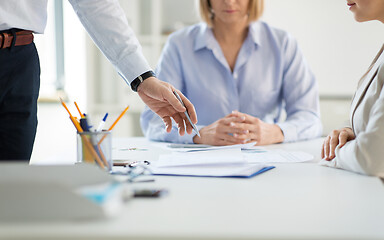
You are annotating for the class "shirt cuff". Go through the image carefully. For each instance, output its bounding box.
[318,159,337,168]
[318,144,365,175]
[334,143,366,174]
[277,122,297,143]
[115,48,152,84]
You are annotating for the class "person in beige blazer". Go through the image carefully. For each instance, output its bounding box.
[320,0,384,178]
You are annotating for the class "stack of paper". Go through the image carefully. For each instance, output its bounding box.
[150,142,315,177]
[156,148,245,167]
[151,144,274,178]
[151,163,274,178]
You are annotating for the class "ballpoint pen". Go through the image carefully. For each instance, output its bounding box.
[98,106,129,145]
[96,113,108,132]
[173,90,200,137]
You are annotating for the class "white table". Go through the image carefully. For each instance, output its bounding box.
[1,137,384,240]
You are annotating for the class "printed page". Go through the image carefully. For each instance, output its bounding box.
[156,148,245,167]
[243,150,313,163]
[166,142,257,152]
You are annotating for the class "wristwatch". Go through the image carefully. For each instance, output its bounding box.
[130,71,156,92]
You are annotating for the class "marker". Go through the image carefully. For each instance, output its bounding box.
[83,113,93,131]
[173,90,200,137]
[96,113,108,132]
[80,117,91,132]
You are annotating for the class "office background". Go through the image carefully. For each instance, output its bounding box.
[31,0,384,163]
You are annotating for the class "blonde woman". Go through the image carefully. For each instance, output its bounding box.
[141,0,322,146]
[321,0,384,177]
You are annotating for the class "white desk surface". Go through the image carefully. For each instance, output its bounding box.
[1,137,384,240]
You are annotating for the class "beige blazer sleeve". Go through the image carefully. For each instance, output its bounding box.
[320,49,384,178]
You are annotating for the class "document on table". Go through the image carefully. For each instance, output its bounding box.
[156,143,312,167]
[150,163,274,178]
[243,149,313,163]
[156,148,245,167]
[165,142,256,152]
[151,146,275,178]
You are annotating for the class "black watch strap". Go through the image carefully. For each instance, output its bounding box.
[130,71,156,92]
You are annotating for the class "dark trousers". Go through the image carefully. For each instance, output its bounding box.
[0,31,40,161]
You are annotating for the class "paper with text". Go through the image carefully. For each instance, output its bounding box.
[166,142,257,152]
[156,148,245,167]
[243,149,313,163]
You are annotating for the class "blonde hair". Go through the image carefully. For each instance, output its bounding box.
[199,0,264,26]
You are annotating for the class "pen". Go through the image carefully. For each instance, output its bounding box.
[98,106,129,145]
[96,113,108,132]
[173,90,200,137]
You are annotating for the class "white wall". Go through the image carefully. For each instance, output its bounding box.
[262,0,384,97]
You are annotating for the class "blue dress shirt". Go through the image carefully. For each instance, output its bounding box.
[141,21,322,143]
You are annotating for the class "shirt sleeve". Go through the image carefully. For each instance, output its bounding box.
[140,35,198,143]
[276,34,323,142]
[68,0,151,84]
[319,83,384,178]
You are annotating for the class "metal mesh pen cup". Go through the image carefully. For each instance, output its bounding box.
[77,131,112,171]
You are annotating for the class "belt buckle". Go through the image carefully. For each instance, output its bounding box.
[0,32,10,49]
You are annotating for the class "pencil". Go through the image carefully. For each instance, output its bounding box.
[60,98,74,118]
[108,106,129,131]
[74,101,85,118]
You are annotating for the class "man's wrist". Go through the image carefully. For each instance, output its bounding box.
[130,71,156,92]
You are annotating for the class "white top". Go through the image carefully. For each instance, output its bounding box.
[0,0,48,33]
[0,0,151,83]
[320,45,384,178]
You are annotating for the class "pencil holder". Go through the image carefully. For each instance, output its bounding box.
[77,131,112,172]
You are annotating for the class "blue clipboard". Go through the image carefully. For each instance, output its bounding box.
[152,166,275,178]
